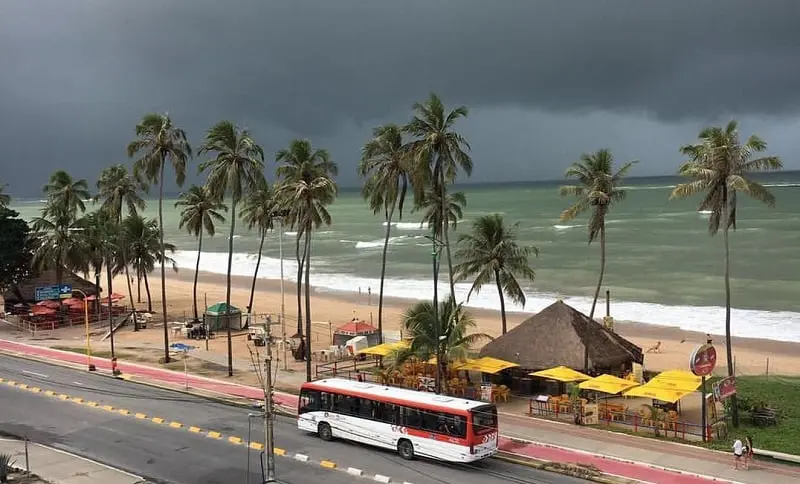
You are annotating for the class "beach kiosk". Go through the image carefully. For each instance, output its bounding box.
[203,302,243,331]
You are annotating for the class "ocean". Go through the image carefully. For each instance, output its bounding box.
[11,173,800,342]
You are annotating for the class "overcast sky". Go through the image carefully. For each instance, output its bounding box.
[2,0,799,197]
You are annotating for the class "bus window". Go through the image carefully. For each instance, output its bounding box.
[451,415,466,438]
[299,390,320,414]
[471,405,498,435]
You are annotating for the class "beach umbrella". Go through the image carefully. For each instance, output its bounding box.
[30,306,57,315]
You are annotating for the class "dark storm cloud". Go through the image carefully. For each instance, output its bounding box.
[1,0,799,195]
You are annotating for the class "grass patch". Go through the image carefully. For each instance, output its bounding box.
[51,345,132,360]
[708,375,800,455]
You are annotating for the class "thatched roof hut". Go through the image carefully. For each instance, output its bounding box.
[3,268,100,304]
[479,300,643,371]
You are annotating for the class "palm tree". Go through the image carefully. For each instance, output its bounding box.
[198,120,265,377]
[358,124,411,344]
[128,112,192,364]
[175,185,227,321]
[454,214,538,335]
[275,139,338,381]
[42,170,91,220]
[124,213,178,313]
[559,149,636,319]
[404,93,473,304]
[241,178,276,316]
[95,164,146,306]
[393,297,492,391]
[670,120,782,428]
[0,184,10,208]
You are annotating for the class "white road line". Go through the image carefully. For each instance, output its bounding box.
[22,370,49,378]
[72,381,84,386]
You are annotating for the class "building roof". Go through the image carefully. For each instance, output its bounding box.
[205,302,241,315]
[3,268,100,303]
[303,378,491,412]
[478,300,643,370]
[334,319,377,335]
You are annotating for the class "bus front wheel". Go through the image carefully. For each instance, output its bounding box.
[397,439,415,460]
[317,422,333,441]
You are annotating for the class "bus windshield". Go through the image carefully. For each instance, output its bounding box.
[471,404,497,435]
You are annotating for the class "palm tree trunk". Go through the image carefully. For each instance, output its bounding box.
[95,272,101,326]
[144,272,152,312]
[723,197,739,427]
[192,231,203,321]
[495,269,508,334]
[303,228,313,382]
[124,264,134,310]
[106,261,115,359]
[137,272,142,303]
[247,228,266,315]
[439,171,456,303]
[295,232,305,336]
[225,201,237,377]
[55,262,64,325]
[431,234,441,394]
[589,224,606,320]
[157,161,170,364]
[377,206,395,345]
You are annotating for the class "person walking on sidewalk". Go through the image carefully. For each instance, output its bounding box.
[743,436,754,470]
[732,437,744,470]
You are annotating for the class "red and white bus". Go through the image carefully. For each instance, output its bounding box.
[298,378,498,462]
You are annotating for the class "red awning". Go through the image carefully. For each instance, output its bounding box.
[31,306,57,315]
[334,318,378,336]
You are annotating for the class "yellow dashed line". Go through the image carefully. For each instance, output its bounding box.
[86,401,98,407]
[30,387,40,393]
[6,380,16,386]
[189,426,202,433]
[207,431,222,439]
[274,447,286,456]
[249,442,264,450]
[118,409,130,416]
[0,377,4,382]
[320,460,337,469]
[72,397,83,403]
[45,390,55,396]
[18,383,28,389]
[152,417,164,424]
[58,394,69,400]
[169,422,182,428]
[102,405,114,411]
[135,413,147,420]
[228,436,242,445]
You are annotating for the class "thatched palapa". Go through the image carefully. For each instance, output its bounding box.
[3,268,100,304]
[479,300,643,370]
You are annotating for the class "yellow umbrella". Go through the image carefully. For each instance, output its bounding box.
[578,374,639,395]
[425,356,475,369]
[648,370,701,392]
[458,356,520,374]
[529,366,591,383]
[357,340,410,356]
[623,384,694,403]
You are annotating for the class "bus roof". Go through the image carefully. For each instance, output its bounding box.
[302,378,492,412]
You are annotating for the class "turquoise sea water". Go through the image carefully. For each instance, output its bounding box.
[11,173,800,342]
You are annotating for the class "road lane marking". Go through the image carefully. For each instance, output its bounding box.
[86,401,98,407]
[58,394,69,400]
[274,447,286,456]
[72,381,84,386]
[102,405,115,411]
[189,426,202,433]
[294,454,309,462]
[228,436,242,445]
[169,422,182,428]
[207,431,222,439]
[152,417,165,424]
[135,413,147,419]
[249,442,264,450]
[118,409,130,415]
[22,370,48,378]
[45,390,55,396]
[320,460,337,469]
[71,397,83,403]
[374,474,391,483]
[29,387,40,393]
[347,468,363,476]
[6,380,16,386]
[17,383,27,389]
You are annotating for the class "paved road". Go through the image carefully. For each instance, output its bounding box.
[0,355,587,484]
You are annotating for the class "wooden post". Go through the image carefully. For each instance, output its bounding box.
[605,290,610,317]
[766,357,770,376]
[701,376,707,442]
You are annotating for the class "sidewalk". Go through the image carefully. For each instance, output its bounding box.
[0,438,145,484]
[3,339,800,484]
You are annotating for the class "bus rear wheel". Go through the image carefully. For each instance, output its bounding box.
[317,422,333,441]
[397,439,415,460]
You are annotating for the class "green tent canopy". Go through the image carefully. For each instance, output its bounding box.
[205,302,241,316]
[204,302,243,331]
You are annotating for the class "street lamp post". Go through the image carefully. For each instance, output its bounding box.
[72,289,96,372]
[263,317,277,482]
[276,215,287,371]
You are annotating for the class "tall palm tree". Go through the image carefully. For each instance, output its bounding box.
[42,170,91,220]
[0,184,10,208]
[199,120,265,377]
[559,149,636,319]
[128,112,192,364]
[358,124,411,344]
[393,297,492,390]
[454,214,538,335]
[124,213,178,313]
[95,164,146,306]
[240,178,276,316]
[670,120,782,428]
[275,139,338,381]
[404,93,473,304]
[175,185,227,321]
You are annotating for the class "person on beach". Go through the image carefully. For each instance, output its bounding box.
[732,438,744,469]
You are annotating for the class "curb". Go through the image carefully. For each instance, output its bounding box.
[495,451,640,484]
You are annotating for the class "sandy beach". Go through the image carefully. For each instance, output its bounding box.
[108,269,800,377]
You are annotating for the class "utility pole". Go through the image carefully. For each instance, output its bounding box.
[278,215,287,371]
[263,318,277,482]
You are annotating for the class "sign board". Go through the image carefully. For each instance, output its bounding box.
[480,383,493,402]
[35,284,72,301]
[689,343,717,376]
[713,376,736,401]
